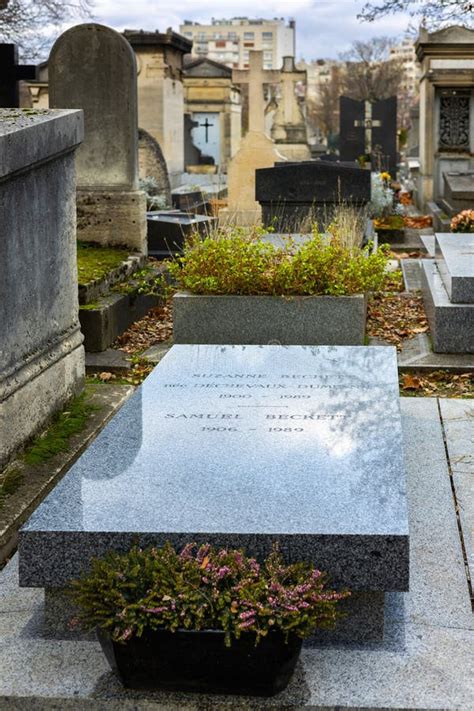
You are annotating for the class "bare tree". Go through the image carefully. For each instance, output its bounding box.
[307,64,343,140]
[0,0,93,60]
[341,36,402,102]
[358,0,473,27]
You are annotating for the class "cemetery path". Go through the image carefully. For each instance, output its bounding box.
[0,397,472,709]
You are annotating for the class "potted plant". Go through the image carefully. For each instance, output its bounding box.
[70,542,349,696]
[451,209,474,233]
[370,172,406,243]
[166,225,389,346]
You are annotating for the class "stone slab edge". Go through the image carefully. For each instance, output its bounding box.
[0,109,84,178]
[0,384,134,562]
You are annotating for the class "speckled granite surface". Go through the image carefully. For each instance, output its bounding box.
[19,345,409,593]
[1,398,473,709]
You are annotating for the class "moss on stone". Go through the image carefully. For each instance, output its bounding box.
[77,241,131,286]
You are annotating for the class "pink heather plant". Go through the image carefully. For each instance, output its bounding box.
[70,543,350,646]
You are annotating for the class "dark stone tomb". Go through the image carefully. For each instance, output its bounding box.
[147,210,215,258]
[255,161,371,232]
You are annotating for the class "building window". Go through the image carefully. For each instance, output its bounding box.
[228,32,237,39]
[243,32,254,40]
[263,62,273,69]
[262,31,273,40]
[439,89,470,151]
[263,51,272,60]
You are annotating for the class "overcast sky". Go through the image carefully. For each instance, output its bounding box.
[90,0,413,60]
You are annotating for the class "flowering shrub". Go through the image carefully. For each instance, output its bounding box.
[70,543,350,646]
[369,172,394,219]
[451,210,474,233]
[166,231,389,296]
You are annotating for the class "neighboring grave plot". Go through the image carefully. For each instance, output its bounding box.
[256,160,371,231]
[421,233,474,353]
[19,345,409,642]
[49,23,147,252]
[0,109,85,467]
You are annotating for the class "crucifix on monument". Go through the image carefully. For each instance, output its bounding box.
[0,44,37,107]
[199,117,214,143]
[354,100,382,154]
[233,51,280,134]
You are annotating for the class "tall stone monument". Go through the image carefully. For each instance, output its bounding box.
[123,29,192,189]
[415,25,474,210]
[225,51,286,224]
[0,109,85,467]
[49,24,147,252]
[271,56,310,161]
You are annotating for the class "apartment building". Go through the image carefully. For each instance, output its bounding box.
[389,38,421,98]
[179,17,295,69]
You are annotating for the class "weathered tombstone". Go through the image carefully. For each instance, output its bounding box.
[0,109,85,467]
[339,96,397,176]
[271,56,310,161]
[0,44,36,107]
[256,160,371,231]
[19,344,409,643]
[49,23,147,252]
[138,127,172,207]
[223,51,285,224]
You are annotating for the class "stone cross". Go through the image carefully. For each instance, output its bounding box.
[0,44,36,107]
[354,100,382,154]
[233,51,280,133]
[279,56,306,125]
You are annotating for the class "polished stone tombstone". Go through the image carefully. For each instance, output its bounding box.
[421,233,474,353]
[339,96,397,176]
[19,345,409,642]
[256,160,371,231]
[49,23,147,251]
[0,109,85,466]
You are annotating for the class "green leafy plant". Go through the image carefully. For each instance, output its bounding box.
[70,543,349,647]
[166,229,389,296]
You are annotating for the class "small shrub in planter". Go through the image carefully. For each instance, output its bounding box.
[166,230,389,296]
[70,543,350,696]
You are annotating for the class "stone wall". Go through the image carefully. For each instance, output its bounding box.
[0,109,86,467]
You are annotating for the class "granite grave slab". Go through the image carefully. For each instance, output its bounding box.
[19,345,409,640]
[435,233,474,304]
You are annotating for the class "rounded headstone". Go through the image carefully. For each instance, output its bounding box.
[49,23,138,190]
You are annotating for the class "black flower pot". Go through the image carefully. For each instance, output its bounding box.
[97,627,303,696]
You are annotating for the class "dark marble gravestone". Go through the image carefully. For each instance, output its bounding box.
[0,44,36,107]
[339,96,397,177]
[255,160,371,231]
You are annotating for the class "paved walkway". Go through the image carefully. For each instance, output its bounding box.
[0,398,473,709]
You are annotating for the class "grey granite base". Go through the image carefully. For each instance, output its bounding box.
[18,345,409,599]
[173,292,368,345]
[0,398,472,709]
[421,260,474,354]
[435,233,474,304]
